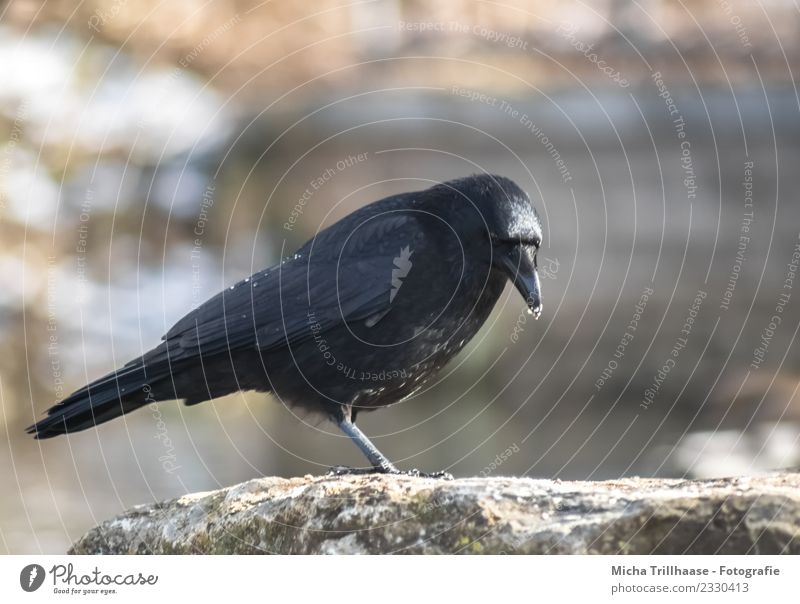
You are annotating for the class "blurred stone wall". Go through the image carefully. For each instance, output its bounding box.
[6,0,798,99]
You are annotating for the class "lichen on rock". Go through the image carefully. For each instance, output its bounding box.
[70,473,800,554]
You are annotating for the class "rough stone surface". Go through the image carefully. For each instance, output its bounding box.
[70,473,800,554]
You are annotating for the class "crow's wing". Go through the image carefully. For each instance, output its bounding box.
[162,212,423,358]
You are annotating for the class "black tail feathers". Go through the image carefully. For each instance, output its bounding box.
[26,363,175,439]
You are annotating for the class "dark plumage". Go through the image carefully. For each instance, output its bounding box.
[28,174,543,473]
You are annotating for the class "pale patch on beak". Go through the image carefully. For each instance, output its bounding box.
[494,245,542,319]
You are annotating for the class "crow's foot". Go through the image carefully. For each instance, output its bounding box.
[326,465,378,476]
[326,465,453,480]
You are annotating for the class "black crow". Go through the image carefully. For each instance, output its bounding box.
[28,174,543,474]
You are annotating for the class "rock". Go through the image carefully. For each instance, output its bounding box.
[70,473,800,554]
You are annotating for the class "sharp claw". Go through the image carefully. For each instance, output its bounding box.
[326,465,376,476]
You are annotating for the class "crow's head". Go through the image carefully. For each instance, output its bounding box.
[431,174,543,318]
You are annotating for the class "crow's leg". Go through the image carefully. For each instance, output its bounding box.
[335,416,398,474]
[328,411,454,479]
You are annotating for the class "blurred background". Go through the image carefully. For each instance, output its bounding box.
[1,0,799,553]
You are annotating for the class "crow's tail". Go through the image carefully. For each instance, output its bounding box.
[26,358,179,439]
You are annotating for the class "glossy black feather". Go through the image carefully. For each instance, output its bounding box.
[27,175,543,446]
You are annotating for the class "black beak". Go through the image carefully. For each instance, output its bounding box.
[494,245,542,319]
